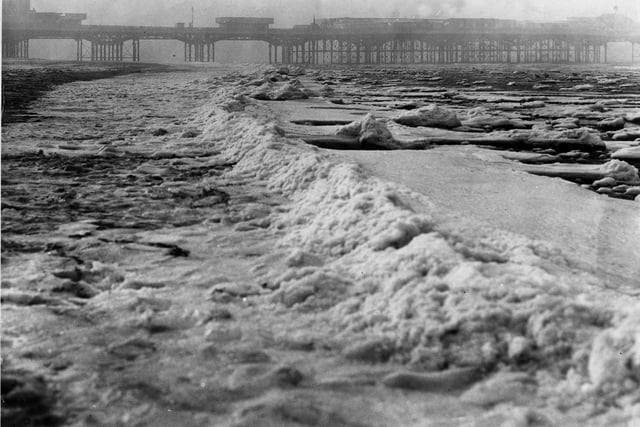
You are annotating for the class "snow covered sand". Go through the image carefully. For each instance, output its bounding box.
[2,64,639,426]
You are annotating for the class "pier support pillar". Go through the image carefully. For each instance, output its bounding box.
[76,39,83,61]
[184,40,215,62]
[132,39,140,62]
[88,38,124,62]
[83,38,137,62]
[2,38,29,59]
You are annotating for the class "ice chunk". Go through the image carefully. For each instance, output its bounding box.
[336,113,398,148]
[249,80,309,101]
[624,111,640,124]
[460,107,529,130]
[572,84,594,90]
[521,100,546,109]
[598,117,625,131]
[600,159,639,182]
[393,104,461,129]
[272,81,309,101]
[611,146,640,161]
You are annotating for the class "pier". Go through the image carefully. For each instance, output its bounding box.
[3,0,640,64]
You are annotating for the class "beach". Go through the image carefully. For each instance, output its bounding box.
[1,60,639,426]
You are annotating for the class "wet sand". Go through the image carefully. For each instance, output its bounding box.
[1,59,181,124]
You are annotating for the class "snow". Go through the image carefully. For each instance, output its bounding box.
[190,80,640,418]
[4,64,639,425]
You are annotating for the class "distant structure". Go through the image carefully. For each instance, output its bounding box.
[2,0,86,27]
[177,17,276,62]
[2,2,639,64]
[2,0,86,59]
[215,17,274,32]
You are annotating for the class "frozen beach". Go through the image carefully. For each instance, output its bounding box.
[1,61,640,426]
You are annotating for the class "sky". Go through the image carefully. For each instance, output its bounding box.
[31,0,640,27]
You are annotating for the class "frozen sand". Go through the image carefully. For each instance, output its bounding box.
[2,64,640,426]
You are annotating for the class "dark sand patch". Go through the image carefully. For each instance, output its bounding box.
[1,60,177,124]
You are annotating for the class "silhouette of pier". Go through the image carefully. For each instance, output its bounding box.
[3,0,640,64]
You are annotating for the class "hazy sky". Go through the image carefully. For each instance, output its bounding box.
[31,0,640,27]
